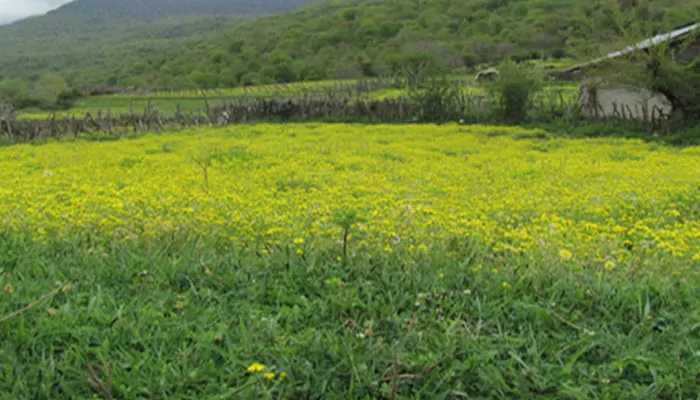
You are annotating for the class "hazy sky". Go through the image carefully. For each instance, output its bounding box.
[0,0,72,24]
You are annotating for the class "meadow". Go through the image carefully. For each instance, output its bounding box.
[1,123,699,399]
[17,79,401,120]
[16,74,580,121]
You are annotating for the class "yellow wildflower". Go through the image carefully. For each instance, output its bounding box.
[0,123,698,268]
[264,372,276,380]
[247,363,266,373]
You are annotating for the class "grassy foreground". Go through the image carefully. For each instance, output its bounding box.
[2,239,700,399]
[1,123,699,398]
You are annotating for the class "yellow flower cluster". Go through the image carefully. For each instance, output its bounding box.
[247,363,266,373]
[246,363,287,381]
[1,123,698,268]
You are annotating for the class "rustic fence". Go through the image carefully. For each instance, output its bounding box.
[0,89,675,145]
[0,98,421,144]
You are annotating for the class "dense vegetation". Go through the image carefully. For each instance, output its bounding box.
[46,0,325,21]
[1,0,699,97]
[2,3,700,397]
[184,0,699,87]
[0,0,323,108]
[0,15,242,109]
[2,124,700,398]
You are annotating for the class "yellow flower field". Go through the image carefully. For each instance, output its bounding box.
[1,123,699,268]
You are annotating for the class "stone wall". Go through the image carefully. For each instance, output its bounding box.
[579,85,673,121]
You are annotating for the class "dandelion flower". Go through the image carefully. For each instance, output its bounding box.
[247,363,266,373]
[559,249,573,260]
[264,372,276,380]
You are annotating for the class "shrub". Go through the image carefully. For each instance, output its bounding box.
[55,89,84,110]
[488,61,544,122]
[408,76,465,122]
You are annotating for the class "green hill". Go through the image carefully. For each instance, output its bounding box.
[120,0,699,88]
[0,0,323,89]
[1,0,698,94]
[43,0,326,22]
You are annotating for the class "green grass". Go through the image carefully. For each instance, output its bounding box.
[18,78,392,119]
[18,79,580,121]
[19,97,234,119]
[1,235,699,399]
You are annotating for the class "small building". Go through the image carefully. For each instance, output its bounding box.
[553,23,700,120]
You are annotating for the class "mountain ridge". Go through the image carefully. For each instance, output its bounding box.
[42,0,324,23]
[0,0,325,87]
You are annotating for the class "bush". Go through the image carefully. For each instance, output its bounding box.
[408,76,466,122]
[488,61,544,122]
[55,88,83,110]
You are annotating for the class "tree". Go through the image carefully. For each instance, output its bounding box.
[0,78,30,106]
[649,54,700,121]
[487,61,545,122]
[400,41,462,88]
[55,88,83,110]
[32,73,70,105]
[465,35,496,65]
[189,70,219,89]
[575,2,700,123]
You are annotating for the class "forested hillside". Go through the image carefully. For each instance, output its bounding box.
[38,0,325,23]
[160,0,699,87]
[1,0,698,95]
[0,0,324,106]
